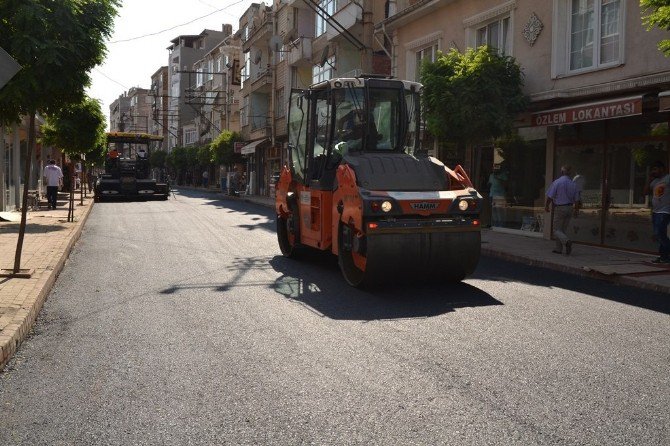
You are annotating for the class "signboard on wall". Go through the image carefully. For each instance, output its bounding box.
[234,142,244,154]
[531,96,643,127]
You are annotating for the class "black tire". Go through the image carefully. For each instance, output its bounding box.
[277,203,301,258]
[338,223,368,288]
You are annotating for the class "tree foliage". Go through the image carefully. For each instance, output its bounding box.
[210,130,243,166]
[42,96,107,161]
[0,0,120,123]
[150,149,167,169]
[420,46,528,147]
[641,0,670,55]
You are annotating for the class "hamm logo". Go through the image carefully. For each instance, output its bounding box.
[410,202,438,211]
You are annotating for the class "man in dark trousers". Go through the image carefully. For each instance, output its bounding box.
[645,160,670,263]
[43,159,63,210]
[545,165,580,255]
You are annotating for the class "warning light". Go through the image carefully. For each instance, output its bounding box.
[472,220,480,226]
[368,222,378,229]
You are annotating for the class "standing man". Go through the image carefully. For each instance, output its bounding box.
[645,161,670,263]
[545,165,580,255]
[43,159,63,210]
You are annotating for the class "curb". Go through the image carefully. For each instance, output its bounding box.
[0,200,95,370]
[481,247,670,295]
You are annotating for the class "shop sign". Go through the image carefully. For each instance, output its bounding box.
[531,96,642,127]
[234,142,244,154]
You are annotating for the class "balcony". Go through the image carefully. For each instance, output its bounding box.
[250,69,272,93]
[289,37,312,67]
[243,20,273,52]
[250,117,271,140]
[326,1,362,40]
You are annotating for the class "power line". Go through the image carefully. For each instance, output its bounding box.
[94,68,129,89]
[110,0,247,44]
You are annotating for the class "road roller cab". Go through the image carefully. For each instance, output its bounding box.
[275,77,482,286]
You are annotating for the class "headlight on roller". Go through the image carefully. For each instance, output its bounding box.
[381,201,392,212]
[458,200,469,211]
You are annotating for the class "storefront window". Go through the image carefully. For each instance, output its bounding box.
[555,115,670,252]
[476,128,547,232]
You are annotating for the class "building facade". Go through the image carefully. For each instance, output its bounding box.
[380,0,670,253]
[150,66,170,146]
[166,29,226,151]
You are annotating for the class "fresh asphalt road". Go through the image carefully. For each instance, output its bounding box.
[1,189,668,445]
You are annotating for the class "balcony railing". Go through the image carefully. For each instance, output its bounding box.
[289,37,312,67]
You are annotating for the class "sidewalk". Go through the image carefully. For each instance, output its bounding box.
[0,194,94,370]
[183,187,670,295]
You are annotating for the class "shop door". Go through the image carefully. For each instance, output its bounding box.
[555,144,605,245]
[603,142,667,252]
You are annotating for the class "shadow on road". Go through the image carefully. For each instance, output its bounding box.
[472,257,670,315]
[266,253,502,321]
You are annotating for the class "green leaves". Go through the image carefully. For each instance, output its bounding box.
[420,46,528,147]
[641,0,670,56]
[0,0,120,124]
[41,96,107,160]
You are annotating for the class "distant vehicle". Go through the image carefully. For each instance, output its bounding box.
[275,76,483,287]
[95,132,169,202]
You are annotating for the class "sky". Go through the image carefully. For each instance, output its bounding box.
[87,0,253,130]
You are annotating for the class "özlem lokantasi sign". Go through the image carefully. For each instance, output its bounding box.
[531,96,642,127]
[0,45,21,89]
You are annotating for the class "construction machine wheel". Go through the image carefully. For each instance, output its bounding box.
[338,224,481,287]
[277,203,301,258]
[338,223,367,287]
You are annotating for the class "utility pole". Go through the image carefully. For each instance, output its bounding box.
[361,0,374,74]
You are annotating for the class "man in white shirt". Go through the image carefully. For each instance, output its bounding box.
[43,159,63,210]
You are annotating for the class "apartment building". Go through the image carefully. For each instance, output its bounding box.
[166,28,226,151]
[126,87,151,133]
[380,0,670,253]
[109,93,131,132]
[150,66,169,149]
[238,0,392,197]
[189,24,242,144]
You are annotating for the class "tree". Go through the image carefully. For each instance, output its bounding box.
[211,130,243,166]
[641,0,670,55]
[0,0,119,274]
[42,96,107,161]
[150,150,167,169]
[421,46,528,150]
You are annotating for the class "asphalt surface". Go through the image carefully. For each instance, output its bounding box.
[1,189,668,445]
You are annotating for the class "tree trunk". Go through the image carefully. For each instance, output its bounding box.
[13,113,35,273]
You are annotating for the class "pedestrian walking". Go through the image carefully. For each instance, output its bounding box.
[545,165,580,255]
[43,159,63,210]
[644,160,670,263]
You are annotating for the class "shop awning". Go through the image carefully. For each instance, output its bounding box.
[240,138,269,155]
[530,95,643,127]
[658,91,670,112]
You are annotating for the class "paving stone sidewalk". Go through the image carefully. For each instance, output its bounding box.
[0,196,93,369]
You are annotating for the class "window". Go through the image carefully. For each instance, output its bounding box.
[476,17,510,54]
[241,52,250,88]
[196,67,204,87]
[184,128,197,145]
[415,43,438,82]
[315,0,335,37]
[569,0,622,71]
[275,88,285,117]
[312,56,335,84]
[241,96,249,126]
[207,60,214,81]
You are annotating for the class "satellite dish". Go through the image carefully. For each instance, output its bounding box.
[269,35,283,53]
[252,49,262,65]
[319,45,330,68]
